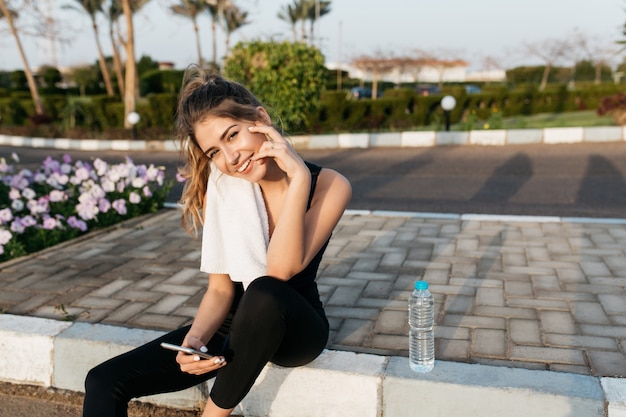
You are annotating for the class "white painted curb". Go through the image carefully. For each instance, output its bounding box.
[0,314,620,416]
[1,125,624,152]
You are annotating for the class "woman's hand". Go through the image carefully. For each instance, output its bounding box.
[176,334,226,375]
[249,124,308,182]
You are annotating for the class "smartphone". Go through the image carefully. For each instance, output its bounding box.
[160,342,215,360]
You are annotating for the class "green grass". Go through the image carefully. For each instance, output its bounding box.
[498,110,615,129]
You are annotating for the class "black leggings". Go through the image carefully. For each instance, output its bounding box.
[82,277,329,416]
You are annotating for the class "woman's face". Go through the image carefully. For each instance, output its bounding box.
[194,114,269,182]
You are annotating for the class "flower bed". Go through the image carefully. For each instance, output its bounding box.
[0,153,172,262]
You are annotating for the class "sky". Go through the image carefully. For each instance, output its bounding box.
[0,0,625,72]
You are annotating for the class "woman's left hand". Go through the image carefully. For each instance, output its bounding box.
[249,124,308,182]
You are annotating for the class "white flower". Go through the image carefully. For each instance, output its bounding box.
[0,229,11,245]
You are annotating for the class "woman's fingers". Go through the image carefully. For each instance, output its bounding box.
[177,352,227,375]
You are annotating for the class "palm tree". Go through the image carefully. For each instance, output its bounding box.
[170,0,209,68]
[206,0,231,65]
[62,0,114,96]
[120,0,137,128]
[105,1,125,96]
[277,2,299,41]
[223,3,249,53]
[0,0,45,115]
[305,0,331,46]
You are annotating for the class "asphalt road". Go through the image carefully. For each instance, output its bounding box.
[4,141,626,219]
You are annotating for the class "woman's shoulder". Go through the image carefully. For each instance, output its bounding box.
[316,166,351,198]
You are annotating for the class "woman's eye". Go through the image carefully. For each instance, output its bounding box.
[208,149,219,159]
[228,131,238,141]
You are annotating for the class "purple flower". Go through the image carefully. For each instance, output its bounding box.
[98,198,111,213]
[112,199,127,215]
[20,215,36,228]
[10,219,24,234]
[10,174,29,190]
[42,216,58,230]
[142,186,152,198]
[67,216,87,232]
[42,156,60,173]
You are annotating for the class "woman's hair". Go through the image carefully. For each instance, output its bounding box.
[175,66,265,236]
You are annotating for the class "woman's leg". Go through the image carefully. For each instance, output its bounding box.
[82,325,224,417]
[209,277,329,409]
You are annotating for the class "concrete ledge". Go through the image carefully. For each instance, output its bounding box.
[469,129,506,145]
[384,358,605,417]
[308,134,338,149]
[602,378,626,417]
[544,127,584,144]
[0,315,72,385]
[507,128,543,144]
[338,133,369,148]
[53,322,206,409]
[370,132,401,147]
[583,126,624,142]
[0,314,621,416]
[400,131,435,147]
[436,131,469,145]
[235,350,384,417]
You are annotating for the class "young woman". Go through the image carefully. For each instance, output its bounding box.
[81,69,351,417]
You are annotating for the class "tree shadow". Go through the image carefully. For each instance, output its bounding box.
[576,154,626,208]
[469,153,533,203]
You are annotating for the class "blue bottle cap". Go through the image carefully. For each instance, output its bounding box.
[414,280,429,290]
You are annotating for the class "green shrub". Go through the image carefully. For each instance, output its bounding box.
[224,41,326,134]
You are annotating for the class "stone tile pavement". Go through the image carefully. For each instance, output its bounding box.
[1,208,625,378]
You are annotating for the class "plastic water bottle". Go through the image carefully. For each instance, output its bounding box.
[409,280,435,372]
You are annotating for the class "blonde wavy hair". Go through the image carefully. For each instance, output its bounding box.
[175,67,265,236]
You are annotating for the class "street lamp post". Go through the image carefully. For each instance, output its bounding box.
[127,111,140,140]
[441,95,456,131]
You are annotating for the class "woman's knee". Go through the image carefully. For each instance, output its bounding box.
[84,362,127,400]
[239,277,289,316]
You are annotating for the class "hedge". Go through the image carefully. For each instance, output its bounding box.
[0,82,623,135]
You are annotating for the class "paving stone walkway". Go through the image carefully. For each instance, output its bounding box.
[1,209,625,378]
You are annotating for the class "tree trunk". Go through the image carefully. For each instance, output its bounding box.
[193,18,203,68]
[91,17,114,96]
[539,64,551,92]
[0,0,45,115]
[211,20,217,65]
[121,0,136,129]
[110,24,125,96]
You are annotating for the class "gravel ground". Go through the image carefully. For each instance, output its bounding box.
[0,382,207,417]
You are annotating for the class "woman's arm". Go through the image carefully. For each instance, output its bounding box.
[267,168,351,280]
[177,273,233,374]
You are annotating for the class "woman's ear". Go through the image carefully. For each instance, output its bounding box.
[256,107,272,125]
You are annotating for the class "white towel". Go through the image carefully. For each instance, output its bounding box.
[200,165,269,289]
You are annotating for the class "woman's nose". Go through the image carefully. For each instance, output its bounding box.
[222,145,239,166]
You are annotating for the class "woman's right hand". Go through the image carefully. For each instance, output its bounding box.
[176,334,227,375]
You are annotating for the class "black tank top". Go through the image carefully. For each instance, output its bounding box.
[285,161,328,316]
